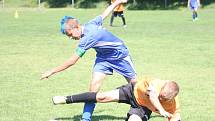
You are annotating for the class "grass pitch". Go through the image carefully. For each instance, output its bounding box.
[0,8,215,121]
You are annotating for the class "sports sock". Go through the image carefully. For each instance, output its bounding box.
[82,102,96,121]
[192,12,196,20]
[121,16,126,25]
[110,14,114,26]
[195,12,198,18]
[66,92,97,104]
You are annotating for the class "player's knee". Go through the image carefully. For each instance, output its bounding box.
[96,92,106,102]
[128,114,142,121]
[127,78,137,83]
[131,79,137,83]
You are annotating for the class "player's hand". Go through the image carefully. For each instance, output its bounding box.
[40,70,53,80]
[160,110,173,118]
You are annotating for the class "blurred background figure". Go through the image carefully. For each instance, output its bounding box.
[110,0,127,27]
[188,0,201,21]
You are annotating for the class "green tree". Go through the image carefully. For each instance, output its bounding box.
[42,0,71,7]
[42,0,215,9]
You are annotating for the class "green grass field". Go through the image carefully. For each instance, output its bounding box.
[0,8,215,121]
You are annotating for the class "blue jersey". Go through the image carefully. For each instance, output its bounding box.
[75,16,129,60]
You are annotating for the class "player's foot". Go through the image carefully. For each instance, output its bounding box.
[52,96,66,105]
[195,17,199,21]
[123,25,127,28]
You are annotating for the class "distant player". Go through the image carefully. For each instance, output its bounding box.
[188,0,201,21]
[40,0,137,121]
[53,77,181,121]
[110,0,127,27]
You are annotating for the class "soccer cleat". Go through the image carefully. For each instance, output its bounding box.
[193,17,199,22]
[52,96,66,105]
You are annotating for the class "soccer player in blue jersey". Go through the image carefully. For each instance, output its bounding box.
[188,0,201,21]
[40,0,136,121]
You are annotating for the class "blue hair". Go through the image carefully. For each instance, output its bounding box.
[60,16,75,34]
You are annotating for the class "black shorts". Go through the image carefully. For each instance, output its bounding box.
[112,11,124,17]
[118,83,152,121]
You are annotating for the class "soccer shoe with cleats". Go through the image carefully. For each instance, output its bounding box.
[52,96,66,105]
[195,17,199,21]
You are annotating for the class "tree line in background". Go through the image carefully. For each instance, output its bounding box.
[1,0,214,9]
[41,0,215,9]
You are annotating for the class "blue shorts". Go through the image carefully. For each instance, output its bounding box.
[93,56,136,80]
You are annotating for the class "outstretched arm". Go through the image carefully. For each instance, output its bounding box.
[40,54,80,80]
[101,0,127,20]
[147,85,173,118]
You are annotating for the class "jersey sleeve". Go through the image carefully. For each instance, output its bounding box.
[75,36,97,57]
[88,16,103,26]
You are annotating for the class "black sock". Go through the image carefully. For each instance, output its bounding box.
[195,12,198,18]
[66,92,97,104]
[192,12,195,19]
[110,15,114,25]
[121,16,126,25]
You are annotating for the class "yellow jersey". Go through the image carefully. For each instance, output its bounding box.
[111,0,124,12]
[133,77,180,116]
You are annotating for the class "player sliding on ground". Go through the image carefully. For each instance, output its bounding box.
[40,0,137,121]
[52,77,181,121]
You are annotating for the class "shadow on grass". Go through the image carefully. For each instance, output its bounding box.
[53,114,165,121]
[54,114,125,121]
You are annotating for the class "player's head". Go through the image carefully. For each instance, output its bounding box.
[60,16,81,40]
[159,81,179,101]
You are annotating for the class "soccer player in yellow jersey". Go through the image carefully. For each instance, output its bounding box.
[52,77,181,121]
[110,0,127,27]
